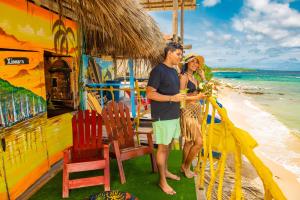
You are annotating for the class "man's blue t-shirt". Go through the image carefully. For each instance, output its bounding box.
[147,63,180,121]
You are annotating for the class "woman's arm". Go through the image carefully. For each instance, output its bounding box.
[186,92,206,101]
[180,74,188,90]
[199,69,206,82]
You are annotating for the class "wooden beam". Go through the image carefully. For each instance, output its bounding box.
[140,0,195,5]
[140,0,196,11]
[143,5,196,11]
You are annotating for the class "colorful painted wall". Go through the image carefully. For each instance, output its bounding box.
[0,0,77,54]
[0,0,78,199]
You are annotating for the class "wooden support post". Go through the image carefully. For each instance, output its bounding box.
[173,0,178,42]
[180,0,185,44]
[80,55,88,110]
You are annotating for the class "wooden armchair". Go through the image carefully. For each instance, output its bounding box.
[62,110,110,198]
[101,102,157,184]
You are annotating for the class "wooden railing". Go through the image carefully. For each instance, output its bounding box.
[195,97,286,200]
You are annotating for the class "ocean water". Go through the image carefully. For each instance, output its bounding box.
[214,70,300,136]
[214,70,300,183]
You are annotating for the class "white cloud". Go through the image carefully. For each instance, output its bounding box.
[280,36,300,47]
[234,39,241,44]
[203,0,221,7]
[36,28,45,37]
[18,24,34,35]
[0,20,10,30]
[246,34,263,41]
[233,0,300,47]
[223,34,232,41]
[206,31,214,37]
[206,40,213,44]
[246,0,270,10]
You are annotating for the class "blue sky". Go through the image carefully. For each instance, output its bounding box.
[149,0,300,70]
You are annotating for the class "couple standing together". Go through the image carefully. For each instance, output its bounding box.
[146,42,207,195]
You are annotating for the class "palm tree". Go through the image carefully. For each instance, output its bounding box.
[32,96,36,116]
[11,92,17,122]
[20,95,25,119]
[104,69,112,81]
[52,19,75,55]
[26,95,30,118]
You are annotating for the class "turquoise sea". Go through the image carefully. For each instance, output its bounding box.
[213,70,300,137]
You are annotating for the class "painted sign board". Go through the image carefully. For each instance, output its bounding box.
[4,57,29,65]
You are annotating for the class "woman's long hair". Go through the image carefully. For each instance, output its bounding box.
[181,63,188,75]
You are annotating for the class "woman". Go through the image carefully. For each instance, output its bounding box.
[180,53,206,178]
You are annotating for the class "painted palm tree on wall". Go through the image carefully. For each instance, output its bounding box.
[52,19,75,55]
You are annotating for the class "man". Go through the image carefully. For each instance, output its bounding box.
[146,42,185,195]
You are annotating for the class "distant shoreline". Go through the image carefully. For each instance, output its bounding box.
[212,68,256,72]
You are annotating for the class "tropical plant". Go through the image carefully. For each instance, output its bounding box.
[52,19,75,55]
[194,64,214,82]
[203,64,213,81]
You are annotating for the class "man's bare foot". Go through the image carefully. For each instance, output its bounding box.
[181,165,196,179]
[166,170,180,181]
[158,182,176,195]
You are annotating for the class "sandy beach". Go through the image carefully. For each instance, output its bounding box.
[217,84,300,199]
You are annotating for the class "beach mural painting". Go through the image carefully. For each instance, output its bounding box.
[86,56,114,83]
[0,51,46,128]
[80,55,114,109]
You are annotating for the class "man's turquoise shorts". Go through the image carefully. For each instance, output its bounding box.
[152,118,180,145]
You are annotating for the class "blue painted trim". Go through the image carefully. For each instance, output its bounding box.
[128,60,136,118]
[86,83,130,87]
[100,90,104,108]
[206,114,222,124]
[80,54,89,110]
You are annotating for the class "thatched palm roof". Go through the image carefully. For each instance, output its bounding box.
[56,0,165,64]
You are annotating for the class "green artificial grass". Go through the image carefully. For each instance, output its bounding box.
[30,150,196,200]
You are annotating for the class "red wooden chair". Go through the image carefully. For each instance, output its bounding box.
[101,101,157,184]
[62,110,110,198]
[125,90,150,110]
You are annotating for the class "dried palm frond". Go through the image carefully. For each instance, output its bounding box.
[56,0,165,66]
